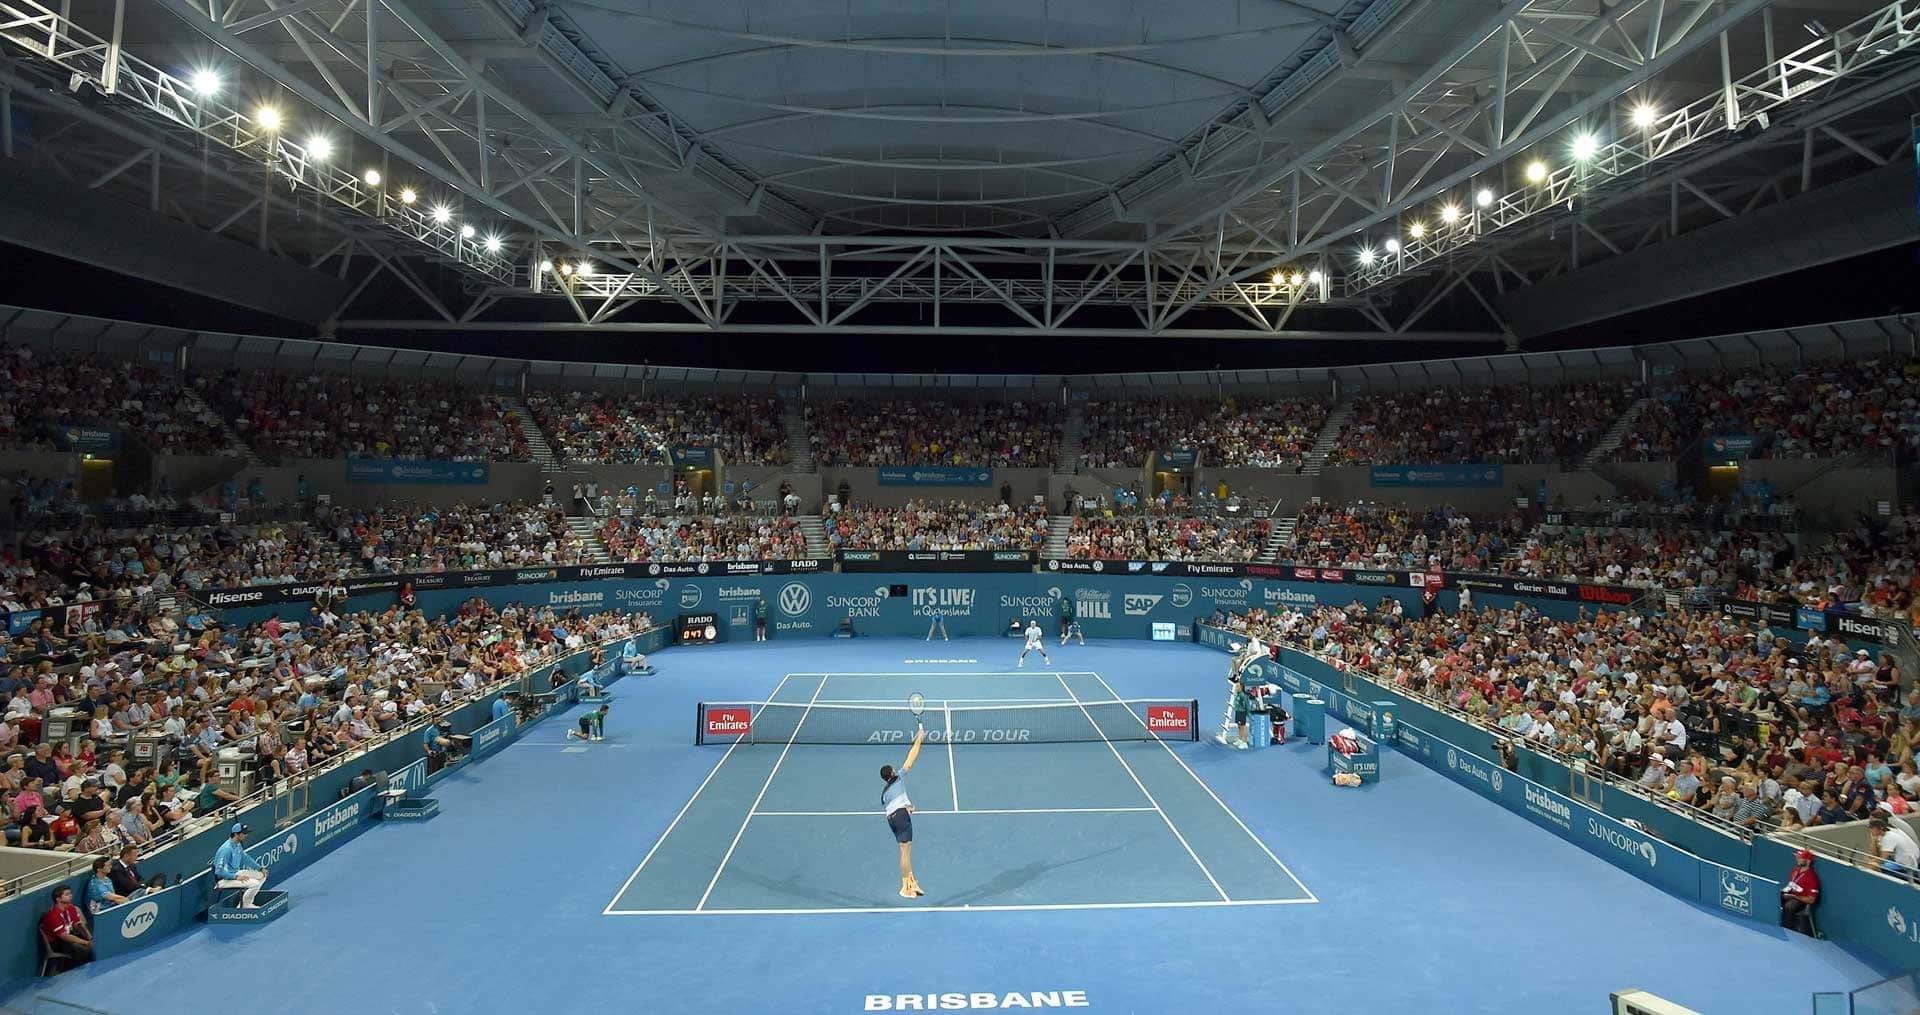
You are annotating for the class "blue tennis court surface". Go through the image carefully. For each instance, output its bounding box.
[9,638,1888,1015]
[605,671,1313,914]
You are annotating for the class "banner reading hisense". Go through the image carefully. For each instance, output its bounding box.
[1370,464,1504,488]
[876,466,994,486]
[347,458,492,485]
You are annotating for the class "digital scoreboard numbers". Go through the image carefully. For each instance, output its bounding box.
[678,612,720,644]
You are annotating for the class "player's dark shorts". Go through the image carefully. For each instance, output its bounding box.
[1233,708,1249,724]
[887,809,913,844]
[578,716,594,735]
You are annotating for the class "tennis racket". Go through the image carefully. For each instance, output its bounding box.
[908,692,926,717]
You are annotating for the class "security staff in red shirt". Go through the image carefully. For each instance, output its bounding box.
[1781,849,1821,936]
[39,886,90,964]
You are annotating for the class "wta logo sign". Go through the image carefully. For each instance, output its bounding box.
[704,706,752,739]
[119,900,161,939]
[1146,705,1191,735]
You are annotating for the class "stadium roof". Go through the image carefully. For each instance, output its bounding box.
[1,0,1916,352]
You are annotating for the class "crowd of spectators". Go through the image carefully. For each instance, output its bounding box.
[825,500,1047,552]
[599,514,808,561]
[1618,358,1920,462]
[1079,397,1330,469]
[1332,380,1639,466]
[806,400,1062,468]
[525,391,789,465]
[1222,598,1914,851]
[0,347,231,454]
[1502,519,1796,589]
[212,372,529,462]
[0,500,588,614]
[1062,509,1268,561]
[0,588,647,922]
[1283,501,1515,571]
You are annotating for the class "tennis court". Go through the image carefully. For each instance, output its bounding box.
[605,670,1315,914]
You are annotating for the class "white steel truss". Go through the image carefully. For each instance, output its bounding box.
[0,0,1914,339]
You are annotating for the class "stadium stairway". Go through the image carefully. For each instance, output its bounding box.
[797,514,830,556]
[1257,509,1297,564]
[1053,404,1085,475]
[1042,514,1073,557]
[510,397,565,473]
[565,513,615,564]
[1300,399,1354,476]
[1581,395,1653,467]
[783,409,817,474]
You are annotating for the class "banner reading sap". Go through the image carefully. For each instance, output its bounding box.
[1370,464,1504,488]
[346,458,492,485]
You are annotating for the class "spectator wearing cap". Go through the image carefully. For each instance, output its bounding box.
[1636,753,1670,790]
[39,885,90,966]
[213,822,268,908]
[1781,849,1821,935]
[423,719,454,773]
[68,778,107,825]
[1869,814,1920,875]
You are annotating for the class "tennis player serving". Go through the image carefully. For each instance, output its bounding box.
[882,701,929,899]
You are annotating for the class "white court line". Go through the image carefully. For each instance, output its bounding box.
[695,675,826,910]
[1052,673,1229,903]
[812,697,1073,704]
[1083,670,1319,904]
[753,807,1158,817]
[790,672,1104,678]
[600,674,793,916]
[513,741,629,748]
[606,898,1316,916]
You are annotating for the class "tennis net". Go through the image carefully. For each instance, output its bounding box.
[694,698,1201,745]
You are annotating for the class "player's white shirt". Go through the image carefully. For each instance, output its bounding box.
[1024,625,1044,647]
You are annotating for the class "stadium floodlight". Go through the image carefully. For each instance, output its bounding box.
[431,205,451,224]
[1289,272,1304,286]
[1440,204,1460,225]
[398,188,417,205]
[306,136,333,161]
[1408,222,1426,239]
[539,260,555,273]
[1358,248,1375,266]
[1525,160,1548,183]
[484,235,503,254]
[1307,269,1323,285]
[1270,271,1286,286]
[459,224,476,240]
[362,169,381,187]
[1475,188,1494,207]
[574,261,592,276]
[1383,237,1400,253]
[558,262,574,276]
[1572,133,1599,161]
[190,70,221,97]
[1631,104,1659,129]
[254,106,282,131]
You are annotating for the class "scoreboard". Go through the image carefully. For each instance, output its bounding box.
[678,612,720,644]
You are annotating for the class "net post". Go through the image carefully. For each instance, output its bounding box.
[1188,699,1199,741]
[694,701,705,746]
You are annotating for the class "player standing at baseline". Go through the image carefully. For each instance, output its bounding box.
[1017,620,1051,668]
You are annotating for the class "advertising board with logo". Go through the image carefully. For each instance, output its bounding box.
[345,458,491,485]
[876,467,995,486]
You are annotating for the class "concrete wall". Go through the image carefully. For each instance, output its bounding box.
[1745,463,1899,514]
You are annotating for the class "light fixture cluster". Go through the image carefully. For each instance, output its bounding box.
[185,65,509,264]
[1356,99,1665,269]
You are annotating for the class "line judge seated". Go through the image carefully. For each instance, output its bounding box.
[213,822,270,908]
